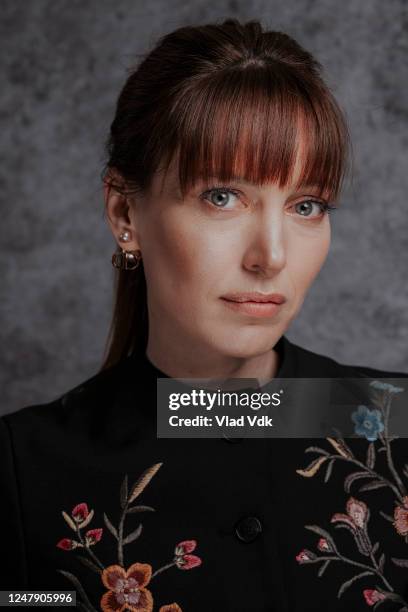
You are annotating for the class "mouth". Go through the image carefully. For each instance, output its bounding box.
[221,292,287,304]
[220,295,286,318]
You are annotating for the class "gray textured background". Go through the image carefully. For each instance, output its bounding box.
[1,1,407,416]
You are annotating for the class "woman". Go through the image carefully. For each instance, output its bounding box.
[2,18,407,612]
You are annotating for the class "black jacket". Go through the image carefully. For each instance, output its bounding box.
[2,335,408,612]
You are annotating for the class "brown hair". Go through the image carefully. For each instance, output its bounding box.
[100,17,352,370]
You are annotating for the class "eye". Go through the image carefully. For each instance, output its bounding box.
[292,199,335,219]
[199,186,243,210]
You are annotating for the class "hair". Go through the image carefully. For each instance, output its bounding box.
[99,17,353,371]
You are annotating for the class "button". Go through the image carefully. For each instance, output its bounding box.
[235,516,262,542]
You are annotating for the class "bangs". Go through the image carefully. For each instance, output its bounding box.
[161,64,350,202]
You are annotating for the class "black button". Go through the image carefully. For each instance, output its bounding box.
[235,516,262,542]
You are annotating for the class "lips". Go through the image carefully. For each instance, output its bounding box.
[221,292,287,304]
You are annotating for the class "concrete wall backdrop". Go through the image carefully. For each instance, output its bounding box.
[1,1,407,415]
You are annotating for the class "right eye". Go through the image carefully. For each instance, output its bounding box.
[199,186,243,211]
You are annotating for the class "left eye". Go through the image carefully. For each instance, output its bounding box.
[293,200,327,218]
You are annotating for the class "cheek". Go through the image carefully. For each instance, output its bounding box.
[144,214,229,299]
[288,227,331,291]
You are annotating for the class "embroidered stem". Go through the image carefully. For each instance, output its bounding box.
[379,392,407,497]
[308,554,395,593]
[151,561,177,579]
[76,526,104,570]
[326,453,404,504]
[117,499,128,567]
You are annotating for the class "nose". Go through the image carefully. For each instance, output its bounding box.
[243,214,287,277]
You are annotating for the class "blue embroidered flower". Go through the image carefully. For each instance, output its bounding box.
[369,380,404,394]
[351,405,384,441]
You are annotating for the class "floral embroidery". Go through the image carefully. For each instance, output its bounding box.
[351,405,384,442]
[56,462,201,612]
[296,379,408,609]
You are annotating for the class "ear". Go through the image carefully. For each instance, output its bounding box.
[103,169,141,251]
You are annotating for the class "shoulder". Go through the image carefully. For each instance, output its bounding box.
[2,356,131,432]
[286,337,408,379]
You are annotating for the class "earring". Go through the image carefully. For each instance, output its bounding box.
[118,230,131,242]
[112,248,142,270]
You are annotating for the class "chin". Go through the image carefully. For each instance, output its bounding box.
[211,331,281,359]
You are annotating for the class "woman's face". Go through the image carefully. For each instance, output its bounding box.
[107,148,331,371]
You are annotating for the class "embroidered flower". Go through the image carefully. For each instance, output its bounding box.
[174,540,202,570]
[159,605,182,612]
[363,589,386,605]
[369,381,404,394]
[295,549,316,563]
[100,562,153,612]
[317,537,332,552]
[351,405,384,442]
[85,528,103,546]
[56,538,81,551]
[394,496,408,536]
[331,497,369,530]
[72,502,90,524]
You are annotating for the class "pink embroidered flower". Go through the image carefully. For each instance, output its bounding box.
[56,538,81,551]
[85,528,103,546]
[173,540,202,570]
[100,562,153,612]
[331,497,368,530]
[295,549,316,563]
[393,496,408,536]
[317,538,331,552]
[72,503,90,524]
[159,605,182,612]
[363,589,386,605]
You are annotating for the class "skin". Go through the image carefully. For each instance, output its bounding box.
[104,142,331,385]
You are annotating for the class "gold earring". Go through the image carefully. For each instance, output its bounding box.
[112,248,142,270]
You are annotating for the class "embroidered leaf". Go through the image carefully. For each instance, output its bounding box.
[120,474,128,508]
[358,480,388,492]
[372,541,379,555]
[76,554,101,574]
[304,525,338,555]
[123,523,143,545]
[326,437,350,458]
[103,513,118,540]
[366,442,376,469]
[317,559,330,577]
[129,463,163,503]
[379,511,394,523]
[78,509,94,530]
[344,471,373,493]
[379,552,386,572]
[333,523,370,556]
[330,429,355,458]
[296,456,327,478]
[127,505,155,514]
[391,557,408,568]
[336,570,374,598]
[324,459,335,483]
[304,446,330,456]
[57,569,97,612]
[378,447,387,452]
[62,511,77,532]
